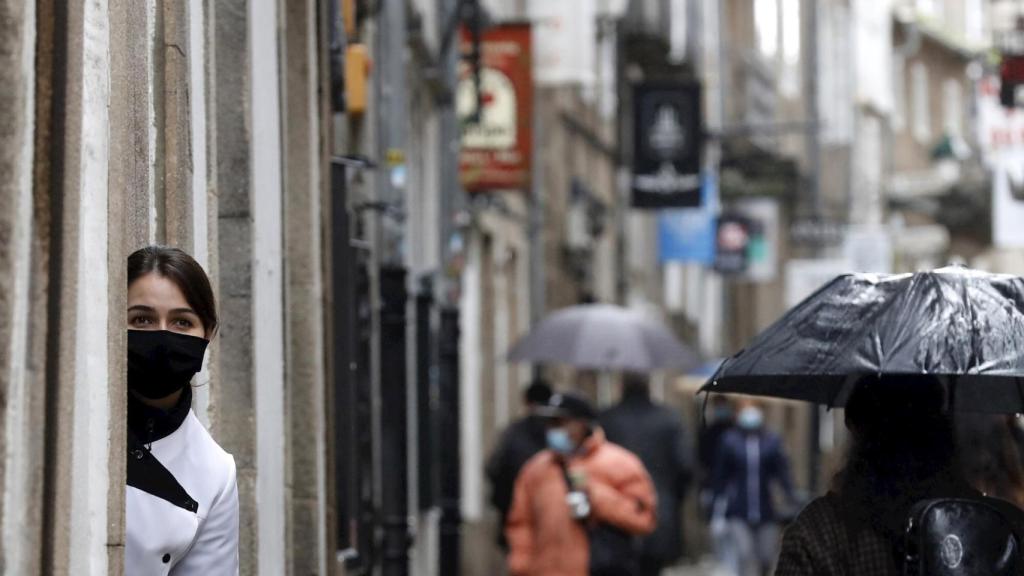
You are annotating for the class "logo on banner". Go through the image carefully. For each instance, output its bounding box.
[458,69,517,149]
[714,215,752,274]
[632,82,703,208]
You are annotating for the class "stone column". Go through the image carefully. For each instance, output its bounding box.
[209,0,259,572]
[0,0,40,572]
[282,0,330,573]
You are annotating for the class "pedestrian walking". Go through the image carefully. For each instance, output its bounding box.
[698,395,735,515]
[486,379,554,549]
[775,375,978,575]
[125,246,239,575]
[709,400,797,576]
[600,373,693,576]
[697,396,736,572]
[506,392,657,576]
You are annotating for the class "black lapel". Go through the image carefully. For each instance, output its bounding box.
[127,431,199,514]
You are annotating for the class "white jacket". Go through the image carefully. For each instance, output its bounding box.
[126,410,239,575]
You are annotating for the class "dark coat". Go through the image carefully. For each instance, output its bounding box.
[776,492,900,576]
[600,395,693,563]
[710,428,796,524]
[486,414,549,546]
[697,420,733,491]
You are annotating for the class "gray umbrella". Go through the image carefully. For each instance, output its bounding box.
[507,304,699,372]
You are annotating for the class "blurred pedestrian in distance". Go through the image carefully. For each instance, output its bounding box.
[699,395,736,572]
[506,392,657,576]
[699,395,736,515]
[957,414,1024,507]
[710,400,797,576]
[776,375,976,575]
[486,379,553,549]
[600,373,693,575]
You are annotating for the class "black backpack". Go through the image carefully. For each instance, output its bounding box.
[904,497,1024,576]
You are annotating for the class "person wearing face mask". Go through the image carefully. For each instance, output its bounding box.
[709,400,797,576]
[505,392,657,576]
[125,246,239,575]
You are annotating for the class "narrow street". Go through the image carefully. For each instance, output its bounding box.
[4,0,1024,575]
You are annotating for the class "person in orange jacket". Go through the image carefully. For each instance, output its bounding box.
[506,391,657,576]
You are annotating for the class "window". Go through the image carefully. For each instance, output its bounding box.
[755,0,779,59]
[779,0,801,96]
[893,55,906,131]
[669,0,688,63]
[911,62,931,142]
[917,0,942,18]
[819,1,853,144]
[943,78,963,136]
[964,0,985,45]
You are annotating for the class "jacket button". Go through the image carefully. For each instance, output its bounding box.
[162,553,171,563]
[133,450,144,460]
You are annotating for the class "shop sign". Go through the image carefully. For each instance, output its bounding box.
[714,214,753,274]
[631,82,703,208]
[458,24,533,192]
[978,75,1024,248]
[733,198,778,282]
[529,0,596,86]
[658,175,718,264]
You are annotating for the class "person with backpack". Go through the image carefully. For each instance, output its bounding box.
[775,375,978,575]
[600,373,693,575]
[506,392,657,576]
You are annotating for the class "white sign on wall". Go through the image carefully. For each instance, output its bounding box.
[977,76,1024,248]
[844,227,893,274]
[785,259,851,308]
[529,0,596,86]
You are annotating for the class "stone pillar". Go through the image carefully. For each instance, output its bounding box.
[110,0,156,249]
[209,0,259,571]
[38,0,123,573]
[161,0,194,249]
[0,0,40,572]
[282,0,330,573]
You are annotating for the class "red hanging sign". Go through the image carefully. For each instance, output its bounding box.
[458,24,534,193]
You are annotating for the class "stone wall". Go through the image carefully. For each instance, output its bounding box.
[0,0,338,573]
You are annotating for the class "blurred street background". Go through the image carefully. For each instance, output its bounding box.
[5,0,1024,575]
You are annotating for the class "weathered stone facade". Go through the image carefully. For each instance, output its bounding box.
[1,0,337,574]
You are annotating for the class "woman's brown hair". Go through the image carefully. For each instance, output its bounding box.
[127,246,218,337]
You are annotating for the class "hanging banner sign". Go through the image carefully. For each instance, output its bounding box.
[631,81,703,208]
[458,24,534,192]
[658,175,718,264]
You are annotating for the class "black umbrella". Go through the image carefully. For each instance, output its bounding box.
[700,267,1024,413]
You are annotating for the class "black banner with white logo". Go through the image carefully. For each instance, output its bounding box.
[631,82,703,208]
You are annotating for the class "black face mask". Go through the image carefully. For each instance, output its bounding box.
[127,330,208,400]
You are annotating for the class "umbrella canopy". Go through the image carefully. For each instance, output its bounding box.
[701,267,1024,413]
[508,304,699,373]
